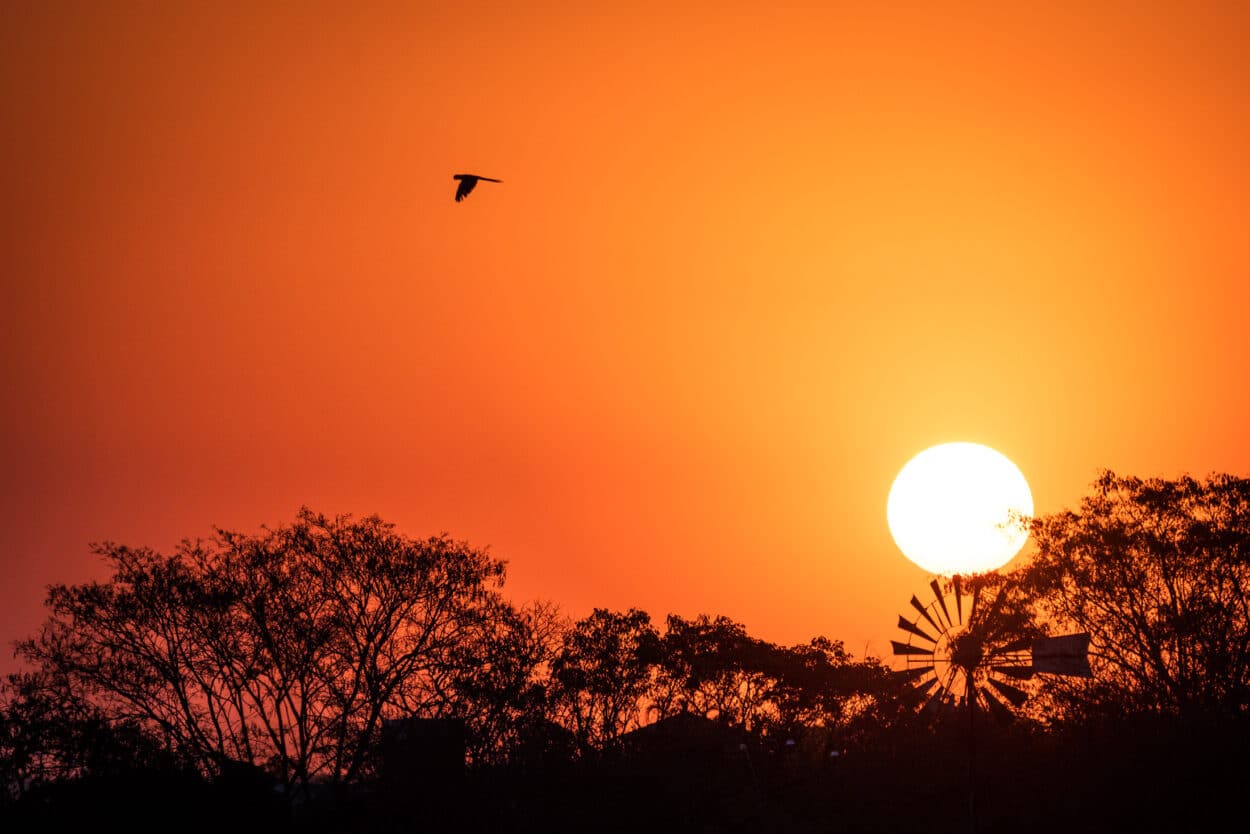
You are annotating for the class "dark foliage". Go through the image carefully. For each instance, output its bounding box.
[5,484,1250,831]
[1019,471,1250,721]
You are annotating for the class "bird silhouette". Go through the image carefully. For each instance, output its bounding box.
[453,174,502,202]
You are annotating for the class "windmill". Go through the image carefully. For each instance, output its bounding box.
[891,573,1092,833]
[892,574,1092,721]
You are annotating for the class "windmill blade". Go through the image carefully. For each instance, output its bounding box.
[897,615,937,643]
[986,676,1029,708]
[891,640,935,657]
[978,687,1017,724]
[909,595,942,634]
[996,636,1032,654]
[981,584,1007,631]
[969,583,981,626]
[895,666,936,683]
[919,694,943,717]
[938,664,964,697]
[930,578,953,628]
[919,680,948,716]
[905,674,943,715]
[952,574,964,625]
[991,664,1035,680]
[1032,633,1093,677]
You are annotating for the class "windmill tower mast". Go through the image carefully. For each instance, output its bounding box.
[963,617,978,834]
[891,572,1092,834]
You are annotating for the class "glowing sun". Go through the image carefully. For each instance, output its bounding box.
[887,442,1033,576]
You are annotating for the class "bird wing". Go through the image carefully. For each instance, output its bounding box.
[454,176,477,202]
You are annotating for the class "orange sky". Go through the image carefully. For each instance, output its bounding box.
[3,2,1250,676]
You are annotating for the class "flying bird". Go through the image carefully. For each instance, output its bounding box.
[453,174,502,202]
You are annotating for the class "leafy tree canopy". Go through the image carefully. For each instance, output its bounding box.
[1020,471,1250,721]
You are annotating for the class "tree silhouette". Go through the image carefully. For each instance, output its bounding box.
[549,608,661,755]
[442,598,565,766]
[5,490,1250,831]
[14,508,530,801]
[1020,471,1250,721]
[651,614,910,749]
[0,669,186,802]
[762,636,907,744]
[651,614,770,727]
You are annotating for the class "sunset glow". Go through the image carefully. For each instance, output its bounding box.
[3,3,1250,674]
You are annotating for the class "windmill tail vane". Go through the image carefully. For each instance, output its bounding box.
[1031,633,1092,677]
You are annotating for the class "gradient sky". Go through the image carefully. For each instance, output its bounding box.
[3,2,1250,676]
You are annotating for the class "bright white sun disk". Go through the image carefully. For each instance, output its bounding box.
[887,442,1033,576]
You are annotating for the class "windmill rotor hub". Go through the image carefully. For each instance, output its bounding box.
[949,632,985,672]
[892,577,1093,723]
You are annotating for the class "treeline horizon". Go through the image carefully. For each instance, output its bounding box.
[3,470,1250,832]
